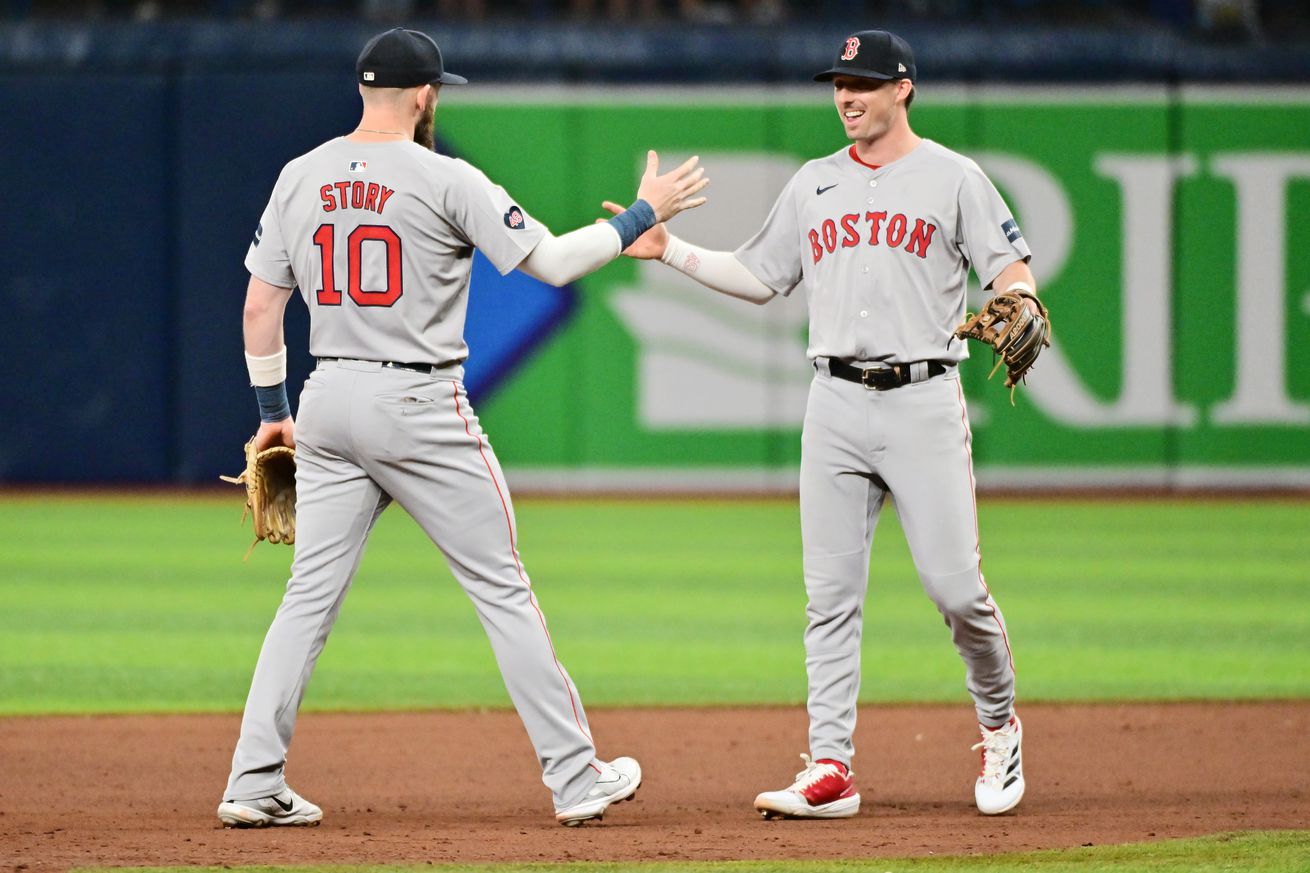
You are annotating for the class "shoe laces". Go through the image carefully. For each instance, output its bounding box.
[789,753,845,791]
[971,723,1016,783]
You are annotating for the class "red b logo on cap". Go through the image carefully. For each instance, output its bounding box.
[841,37,860,61]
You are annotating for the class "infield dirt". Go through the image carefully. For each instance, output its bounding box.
[2,702,1307,872]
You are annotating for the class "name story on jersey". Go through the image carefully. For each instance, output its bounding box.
[320,180,397,215]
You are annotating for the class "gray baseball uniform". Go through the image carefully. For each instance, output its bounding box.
[226,137,604,812]
[736,140,1030,764]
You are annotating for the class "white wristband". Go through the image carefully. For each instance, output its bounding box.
[1004,281,1036,297]
[245,347,287,387]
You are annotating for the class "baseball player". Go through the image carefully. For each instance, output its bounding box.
[605,29,1030,818]
[216,27,708,829]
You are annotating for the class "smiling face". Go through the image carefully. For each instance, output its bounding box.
[832,75,911,143]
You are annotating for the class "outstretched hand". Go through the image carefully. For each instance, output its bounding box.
[595,151,708,259]
[636,151,709,223]
[598,200,670,259]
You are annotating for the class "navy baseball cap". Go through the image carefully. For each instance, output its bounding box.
[356,28,468,88]
[814,30,916,83]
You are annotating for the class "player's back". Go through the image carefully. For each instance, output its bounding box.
[248,137,532,368]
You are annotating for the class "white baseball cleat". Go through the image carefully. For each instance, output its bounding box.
[973,715,1025,815]
[555,757,642,826]
[217,786,323,828]
[754,754,860,819]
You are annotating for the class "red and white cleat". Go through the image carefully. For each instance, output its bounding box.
[754,753,860,819]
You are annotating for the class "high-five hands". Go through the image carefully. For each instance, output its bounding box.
[597,151,708,259]
[599,199,669,259]
[635,151,709,222]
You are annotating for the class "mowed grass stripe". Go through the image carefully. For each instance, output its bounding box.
[72,829,1310,873]
[2,496,1308,714]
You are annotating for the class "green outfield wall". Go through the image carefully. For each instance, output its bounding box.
[441,86,1310,490]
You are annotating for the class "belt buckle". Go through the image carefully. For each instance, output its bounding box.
[860,364,905,391]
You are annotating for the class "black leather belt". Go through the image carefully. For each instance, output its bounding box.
[828,359,950,390]
[318,357,452,375]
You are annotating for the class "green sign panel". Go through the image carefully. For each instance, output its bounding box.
[439,88,1310,488]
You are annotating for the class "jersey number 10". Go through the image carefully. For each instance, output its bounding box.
[312,223,403,307]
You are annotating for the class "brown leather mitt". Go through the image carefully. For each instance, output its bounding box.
[220,438,297,557]
[954,290,1052,404]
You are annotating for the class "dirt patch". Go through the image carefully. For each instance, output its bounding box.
[2,703,1307,871]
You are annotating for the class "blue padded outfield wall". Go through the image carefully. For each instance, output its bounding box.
[2,70,355,482]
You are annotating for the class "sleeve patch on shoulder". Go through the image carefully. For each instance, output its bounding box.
[1001,218,1022,243]
[504,206,525,229]
[252,222,263,247]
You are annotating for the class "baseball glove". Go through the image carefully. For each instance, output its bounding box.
[220,438,297,558]
[954,290,1052,404]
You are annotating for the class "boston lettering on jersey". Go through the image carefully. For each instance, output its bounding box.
[320,180,397,215]
[807,211,938,264]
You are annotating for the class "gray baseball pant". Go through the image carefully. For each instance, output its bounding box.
[224,359,601,811]
[800,363,1016,766]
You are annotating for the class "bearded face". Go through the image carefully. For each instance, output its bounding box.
[414,88,437,150]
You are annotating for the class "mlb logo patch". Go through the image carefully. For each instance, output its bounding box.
[504,205,525,229]
[1001,218,1023,243]
[349,161,368,173]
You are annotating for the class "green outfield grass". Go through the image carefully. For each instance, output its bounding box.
[1,495,1308,715]
[76,830,1310,873]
